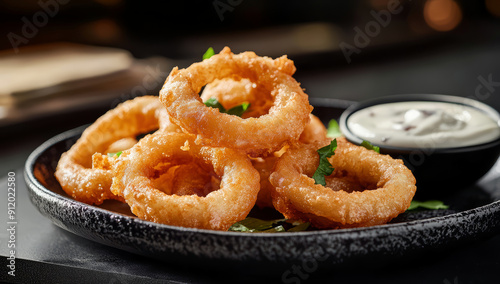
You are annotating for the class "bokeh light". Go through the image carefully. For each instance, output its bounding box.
[486,0,500,18]
[423,0,462,32]
[81,19,122,43]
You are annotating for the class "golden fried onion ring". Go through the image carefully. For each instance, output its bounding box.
[201,78,276,119]
[111,132,260,230]
[201,77,328,143]
[269,137,417,228]
[252,115,328,209]
[55,96,173,205]
[160,47,313,156]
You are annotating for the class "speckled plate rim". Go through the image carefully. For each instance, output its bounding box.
[24,111,500,269]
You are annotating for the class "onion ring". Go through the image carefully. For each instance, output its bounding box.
[299,114,329,145]
[251,116,328,209]
[111,132,260,230]
[104,137,138,154]
[200,75,328,208]
[269,137,417,228]
[55,96,176,205]
[201,77,327,143]
[160,47,313,156]
[201,75,327,145]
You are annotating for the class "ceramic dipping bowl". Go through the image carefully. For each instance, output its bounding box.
[339,94,500,197]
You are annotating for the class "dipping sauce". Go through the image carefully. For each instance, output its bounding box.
[347,101,500,148]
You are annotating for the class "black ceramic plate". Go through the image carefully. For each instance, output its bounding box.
[24,98,500,272]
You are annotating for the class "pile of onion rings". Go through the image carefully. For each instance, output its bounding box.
[55,47,416,231]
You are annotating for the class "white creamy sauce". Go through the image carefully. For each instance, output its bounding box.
[347,101,500,148]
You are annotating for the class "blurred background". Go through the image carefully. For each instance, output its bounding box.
[1,0,500,134]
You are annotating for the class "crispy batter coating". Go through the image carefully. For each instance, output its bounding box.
[200,75,329,209]
[160,47,313,156]
[252,115,329,209]
[201,77,328,144]
[299,114,329,145]
[111,132,260,230]
[55,96,175,205]
[201,77,275,119]
[54,47,418,231]
[269,137,417,228]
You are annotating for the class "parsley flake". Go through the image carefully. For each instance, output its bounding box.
[107,151,122,158]
[361,140,380,153]
[326,119,342,138]
[312,139,337,186]
[228,217,309,233]
[204,97,250,117]
[203,47,215,60]
[407,200,449,211]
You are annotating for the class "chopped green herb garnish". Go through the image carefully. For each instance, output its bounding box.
[107,151,122,158]
[312,139,337,186]
[226,102,250,117]
[228,217,309,233]
[361,140,380,153]
[326,119,342,138]
[236,217,285,231]
[204,97,226,112]
[203,47,215,60]
[204,97,250,117]
[407,200,449,211]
